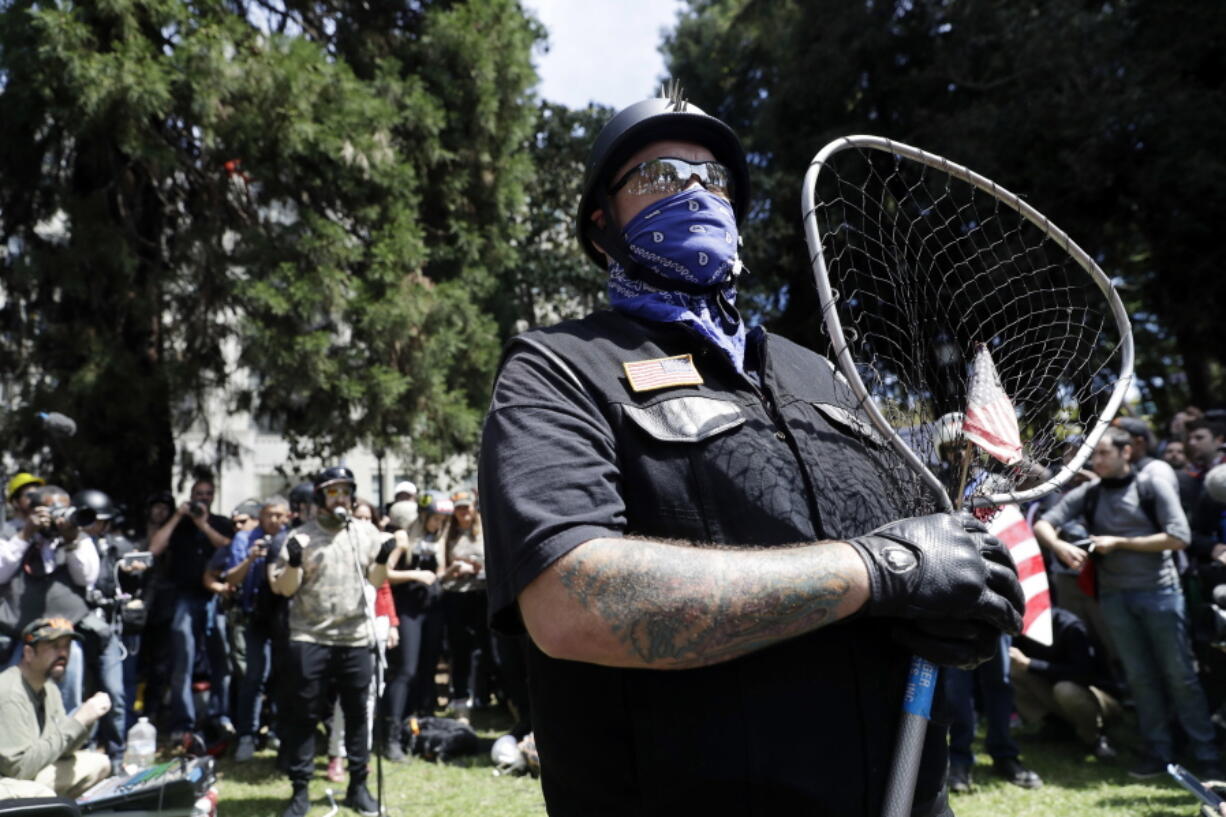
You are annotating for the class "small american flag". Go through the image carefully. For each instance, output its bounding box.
[963,344,1023,466]
[989,504,1052,645]
[623,354,704,392]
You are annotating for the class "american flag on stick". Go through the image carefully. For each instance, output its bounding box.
[988,504,1052,645]
[963,344,1023,466]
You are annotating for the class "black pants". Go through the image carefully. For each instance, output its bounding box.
[384,606,444,736]
[442,591,492,702]
[280,641,373,784]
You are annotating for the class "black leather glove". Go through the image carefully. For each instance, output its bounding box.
[891,619,1001,670]
[286,537,303,568]
[848,511,1024,635]
[375,538,396,565]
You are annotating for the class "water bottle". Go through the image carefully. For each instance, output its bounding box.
[126,717,157,771]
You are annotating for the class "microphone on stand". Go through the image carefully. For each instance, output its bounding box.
[333,505,351,527]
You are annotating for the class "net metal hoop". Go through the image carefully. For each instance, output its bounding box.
[801,134,1135,510]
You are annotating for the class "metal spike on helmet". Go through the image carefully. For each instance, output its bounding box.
[659,78,688,112]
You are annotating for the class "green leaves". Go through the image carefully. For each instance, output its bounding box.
[664,0,1226,416]
[0,0,542,506]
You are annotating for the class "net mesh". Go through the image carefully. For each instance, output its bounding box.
[808,143,1128,516]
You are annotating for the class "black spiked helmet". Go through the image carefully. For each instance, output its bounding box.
[313,466,356,506]
[576,81,751,278]
[71,489,115,521]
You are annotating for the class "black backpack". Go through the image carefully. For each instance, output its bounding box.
[407,717,480,762]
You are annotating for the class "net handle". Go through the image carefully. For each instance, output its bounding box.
[801,134,1135,510]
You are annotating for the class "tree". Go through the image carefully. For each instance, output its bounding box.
[0,0,542,512]
[496,100,611,333]
[662,0,1226,418]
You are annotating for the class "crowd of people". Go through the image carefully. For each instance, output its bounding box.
[932,409,1226,797]
[0,465,530,817]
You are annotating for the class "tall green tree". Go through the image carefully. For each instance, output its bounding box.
[496,100,611,333]
[663,0,1226,417]
[0,0,541,510]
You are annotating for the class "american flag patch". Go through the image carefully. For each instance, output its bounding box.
[623,354,704,393]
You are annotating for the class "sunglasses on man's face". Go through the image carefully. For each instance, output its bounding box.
[608,157,733,201]
[323,485,353,498]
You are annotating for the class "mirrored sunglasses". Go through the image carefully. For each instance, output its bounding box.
[608,157,733,201]
[323,485,353,497]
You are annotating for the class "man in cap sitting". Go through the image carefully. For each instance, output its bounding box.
[0,617,112,798]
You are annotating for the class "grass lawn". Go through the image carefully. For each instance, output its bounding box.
[211,711,1206,816]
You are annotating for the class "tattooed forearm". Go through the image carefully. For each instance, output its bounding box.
[554,537,865,669]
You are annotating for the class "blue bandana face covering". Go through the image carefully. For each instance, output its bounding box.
[608,188,748,373]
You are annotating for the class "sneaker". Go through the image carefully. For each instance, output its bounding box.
[1092,735,1117,761]
[343,782,381,817]
[326,755,345,783]
[1128,755,1168,779]
[948,764,972,794]
[235,735,257,763]
[281,785,310,817]
[992,757,1043,789]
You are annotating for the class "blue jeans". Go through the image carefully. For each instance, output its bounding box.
[57,640,85,713]
[122,633,141,732]
[945,635,1020,768]
[169,595,209,732]
[1100,586,1217,763]
[235,623,272,737]
[205,602,231,725]
[95,632,127,759]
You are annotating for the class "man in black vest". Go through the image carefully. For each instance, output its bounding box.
[479,90,1025,817]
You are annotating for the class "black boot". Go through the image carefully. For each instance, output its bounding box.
[281,783,310,817]
[382,719,408,763]
[343,780,380,817]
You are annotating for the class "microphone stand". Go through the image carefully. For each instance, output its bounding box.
[340,508,385,816]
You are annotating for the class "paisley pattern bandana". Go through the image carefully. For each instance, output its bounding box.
[608,188,748,373]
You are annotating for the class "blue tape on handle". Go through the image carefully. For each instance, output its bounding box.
[901,656,938,719]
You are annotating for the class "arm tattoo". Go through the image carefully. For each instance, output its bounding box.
[556,538,854,668]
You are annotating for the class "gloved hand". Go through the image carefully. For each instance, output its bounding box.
[891,619,1001,670]
[375,538,396,565]
[848,511,1024,635]
[286,537,303,568]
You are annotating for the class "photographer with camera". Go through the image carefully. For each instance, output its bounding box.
[223,497,289,762]
[1,486,98,714]
[148,477,234,746]
[77,489,149,775]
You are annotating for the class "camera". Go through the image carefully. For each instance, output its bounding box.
[50,504,95,528]
[189,501,207,518]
